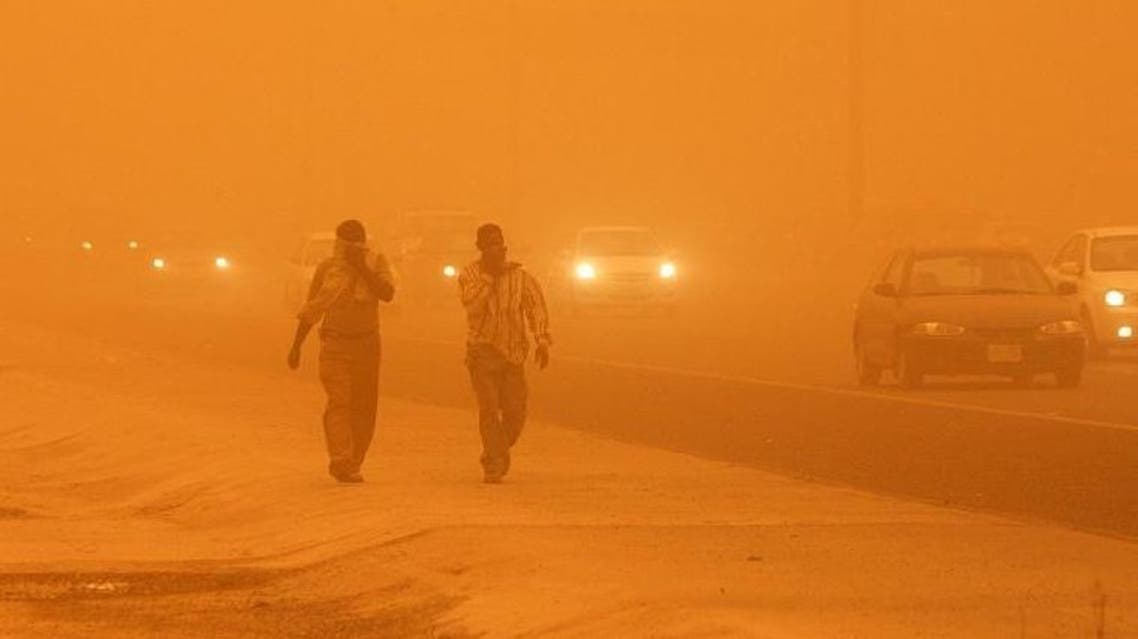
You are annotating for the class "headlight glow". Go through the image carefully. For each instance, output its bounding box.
[151,257,167,270]
[911,322,966,337]
[81,241,94,252]
[127,240,140,250]
[659,262,677,279]
[214,256,231,270]
[443,265,458,278]
[1039,320,1084,336]
[1105,290,1127,307]
[1119,326,1134,339]
[575,263,597,280]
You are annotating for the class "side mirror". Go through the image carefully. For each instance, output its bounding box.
[1057,261,1083,277]
[873,282,898,297]
[1056,281,1078,296]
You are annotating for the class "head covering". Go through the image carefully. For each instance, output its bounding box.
[336,219,367,243]
[476,223,504,249]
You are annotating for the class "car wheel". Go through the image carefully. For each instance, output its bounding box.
[895,350,924,390]
[855,343,882,387]
[1081,308,1108,360]
[1056,366,1083,388]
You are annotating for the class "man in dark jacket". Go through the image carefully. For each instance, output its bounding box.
[288,219,396,483]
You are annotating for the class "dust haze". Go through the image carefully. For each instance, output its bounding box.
[2,2,1138,637]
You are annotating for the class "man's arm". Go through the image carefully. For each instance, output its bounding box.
[352,252,396,302]
[522,271,552,368]
[288,261,341,369]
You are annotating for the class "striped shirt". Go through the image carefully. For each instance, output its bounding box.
[459,261,552,365]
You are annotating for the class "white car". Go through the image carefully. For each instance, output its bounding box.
[284,232,337,313]
[1048,227,1138,358]
[557,226,679,313]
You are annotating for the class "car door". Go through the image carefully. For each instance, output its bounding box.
[856,251,907,366]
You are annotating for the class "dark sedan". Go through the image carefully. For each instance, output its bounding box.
[853,247,1086,389]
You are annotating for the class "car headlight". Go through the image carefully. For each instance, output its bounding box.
[127,240,140,250]
[442,264,458,278]
[575,263,597,280]
[81,241,94,252]
[1104,290,1127,307]
[1039,320,1083,336]
[659,262,677,279]
[151,257,167,270]
[214,256,231,270]
[911,322,966,336]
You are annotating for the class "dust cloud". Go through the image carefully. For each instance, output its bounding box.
[3,2,1138,637]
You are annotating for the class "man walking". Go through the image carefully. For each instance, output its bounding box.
[458,223,551,483]
[288,219,396,483]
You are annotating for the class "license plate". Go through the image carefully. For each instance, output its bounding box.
[987,344,1024,363]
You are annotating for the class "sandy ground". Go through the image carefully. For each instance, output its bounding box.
[1,319,1137,638]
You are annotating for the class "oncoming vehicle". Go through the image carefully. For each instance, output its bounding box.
[145,241,240,284]
[284,232,336,313]
[853,247,1085,389]
[558,226,678,313]
[390,210,477,304]
[1048,227,1138,359]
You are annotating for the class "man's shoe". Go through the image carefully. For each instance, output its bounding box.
[331,469,364,484]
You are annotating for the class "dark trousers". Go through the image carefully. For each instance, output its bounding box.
[466,344,528,477]
[319,333,380,475]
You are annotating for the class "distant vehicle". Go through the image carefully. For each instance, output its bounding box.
[145,241,240,284]
[554,226,679,314]
[1048,227,1138,358]
[853,247,1085,389]
[284,232,336,313]
[390,210,478,304]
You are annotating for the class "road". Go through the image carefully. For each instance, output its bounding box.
[16,265,1138,427]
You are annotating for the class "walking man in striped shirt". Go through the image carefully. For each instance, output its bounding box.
[458,223,552,484]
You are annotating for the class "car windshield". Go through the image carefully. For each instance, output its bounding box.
[907,253,1053,296]
[579,230,661,256]
[1091,235,1138,272]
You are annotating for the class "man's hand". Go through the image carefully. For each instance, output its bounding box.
[480,259,504,278]
[534,344,550,370]
[287,345,302,370]
[345,246,369,272]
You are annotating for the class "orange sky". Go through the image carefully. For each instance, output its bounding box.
[2,1,1136,253]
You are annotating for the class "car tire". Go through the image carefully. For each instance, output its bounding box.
[855,343,882,387]
[1056,366,1083,389]
[1081,308,1108,361]
[895,350,924,390]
